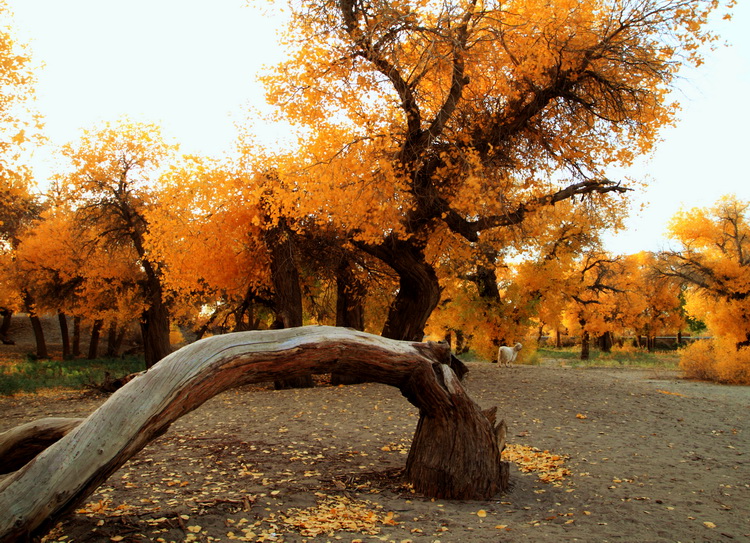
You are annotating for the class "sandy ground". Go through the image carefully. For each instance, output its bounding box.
[1,352,748,542]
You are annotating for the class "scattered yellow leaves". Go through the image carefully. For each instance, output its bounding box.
[502,444,571,483]
[279,494,397,537]
[576,413,588,419]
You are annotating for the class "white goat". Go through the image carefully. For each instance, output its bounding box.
[496,343,522,367]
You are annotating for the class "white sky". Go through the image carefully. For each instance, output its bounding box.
[6,0,750,255]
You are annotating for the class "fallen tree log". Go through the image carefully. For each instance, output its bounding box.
[0,325,508,542]
[0,417,82,475]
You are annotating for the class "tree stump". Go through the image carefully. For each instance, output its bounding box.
[0,326,509,542]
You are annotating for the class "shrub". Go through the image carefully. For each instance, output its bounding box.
[679,339,750,385]
[679,340,717,381]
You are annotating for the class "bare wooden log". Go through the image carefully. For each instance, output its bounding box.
[0,326,508,542]
[0,418,82,475]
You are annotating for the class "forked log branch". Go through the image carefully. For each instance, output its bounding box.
[0,418,82,475]
[0,326,508,542]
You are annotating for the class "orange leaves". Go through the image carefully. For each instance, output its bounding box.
[277,494,397,537]
[502,443,571,484]
[661,196,750,382]
[57,118,176,200]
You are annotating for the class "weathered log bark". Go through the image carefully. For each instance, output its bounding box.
[0,326,508,542]
[405,363,508,498]
[0,418,82,475]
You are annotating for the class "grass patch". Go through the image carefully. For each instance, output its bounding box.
[537,347,680,368]
[0,355,145,396]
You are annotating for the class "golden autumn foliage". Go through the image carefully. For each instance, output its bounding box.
[658,195,750,384]
[0,1,41,181]
[264,0,724,237]
[0,2,43,316]
[1,0,736,358]
[253,0,727,340]
[31,119,179,365]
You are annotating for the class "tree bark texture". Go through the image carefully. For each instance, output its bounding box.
[373,239,441,342]
[335,259,366,331]
[331,259,368,385]
[0,310,12,344]
[28,313,49,360]
[0,326,508,542]
[0,418,82,475]
[266,221,314,389]
[72,316,81,357]
[580,330,590,360]
[58,312,71,360]
[87,319,103,360]
[140,298,172,368]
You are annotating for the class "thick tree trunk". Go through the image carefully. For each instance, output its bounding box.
[0,326,508,542]
[598,331,613,353]
[405,367,508,498]
[0,309,12,344]
[105,321,126,358]
[72,316,81,357]
[58,312,71,360]
[580,330,590,360]
[332,259,368,385]
[266,220,314,389]
[335,259,366,331]
[87,319,104,360]
[371,238,441,342]
[29,313,49,360]
[106,320,118,357]
[141,299,172,368]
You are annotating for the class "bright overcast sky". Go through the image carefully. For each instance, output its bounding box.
[6,0,750,255]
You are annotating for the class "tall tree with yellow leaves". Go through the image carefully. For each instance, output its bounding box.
[260,0,726,341]
[0,1,43,344]
[53,119,177,367]
[656,196,750,383]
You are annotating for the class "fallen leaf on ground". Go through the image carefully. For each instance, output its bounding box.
[502,444,571,483]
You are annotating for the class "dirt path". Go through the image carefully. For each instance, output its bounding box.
[1,363,748,542]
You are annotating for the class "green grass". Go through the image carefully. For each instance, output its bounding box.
[459,346,681,369]
[536,346,680,368]
[0,356,145,396]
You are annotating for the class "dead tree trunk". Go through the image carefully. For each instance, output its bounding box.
[0,326,508,542]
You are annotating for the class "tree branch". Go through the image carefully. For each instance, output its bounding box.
[444,179,631,242]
